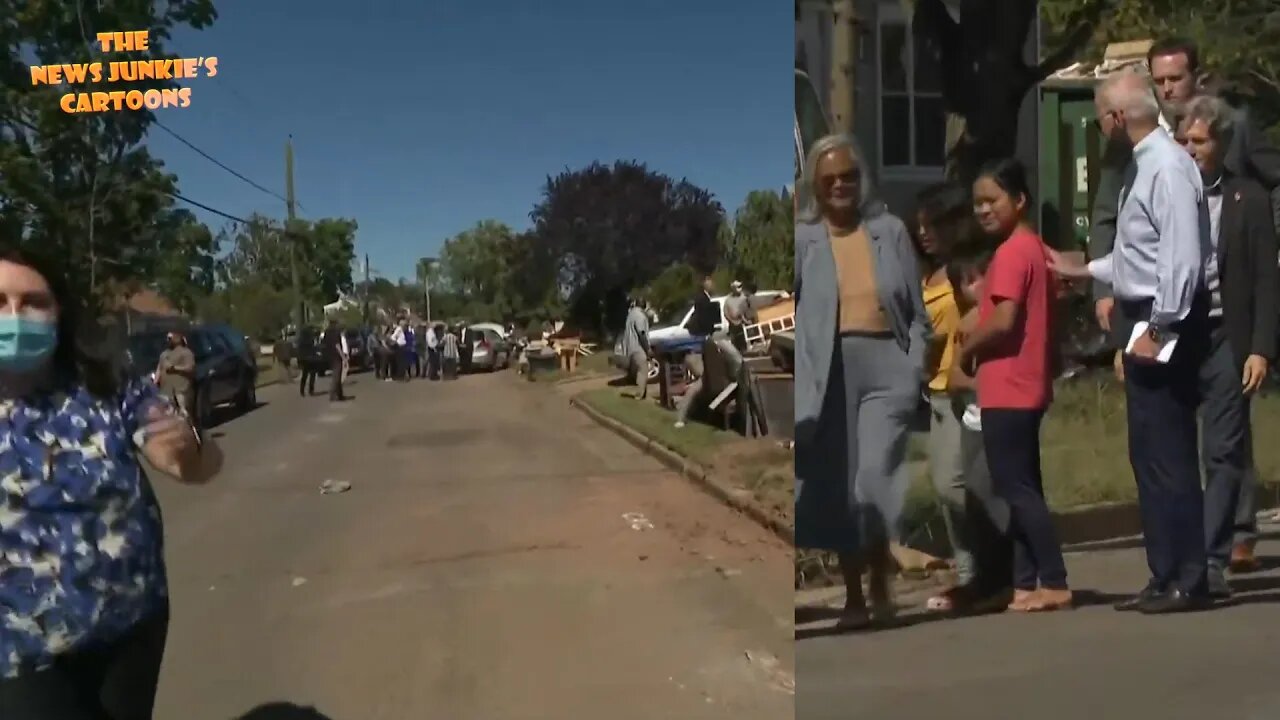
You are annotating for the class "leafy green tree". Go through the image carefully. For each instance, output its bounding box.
[0,0,218,308]
[724,190,794,292]
[437,220,515,313]
[151,209,217,313]
[219,215,291,290]
[305,217,357,303]
[528,160,724,334]
[1041,0,1280,140]
[911,0,1109,181]
[197,280,291,342]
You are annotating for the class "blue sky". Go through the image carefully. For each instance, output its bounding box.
[146,1,789,284]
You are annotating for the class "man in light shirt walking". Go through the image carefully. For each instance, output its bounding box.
[1052,69,1213,614]
[619,296,652,400]
[723,280,753,353]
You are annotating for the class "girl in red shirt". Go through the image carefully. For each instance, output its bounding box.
[956,158,1071,613]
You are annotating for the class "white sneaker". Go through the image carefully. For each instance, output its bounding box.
[674,421,685,429]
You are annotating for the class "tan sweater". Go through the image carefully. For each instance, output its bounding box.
[831,226,888,333]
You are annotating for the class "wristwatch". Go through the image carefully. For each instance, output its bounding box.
[1147,325,1166,344]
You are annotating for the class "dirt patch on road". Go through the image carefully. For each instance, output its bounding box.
[705,438,794,532]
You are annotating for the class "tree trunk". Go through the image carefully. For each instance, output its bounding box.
[917,0,1109,184]
[830,0,859,135]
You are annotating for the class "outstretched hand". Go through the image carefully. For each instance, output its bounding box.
[1046,249,1091,280]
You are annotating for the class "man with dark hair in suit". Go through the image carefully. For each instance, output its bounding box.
[296,325,321,397]
[688,274,720,338]
[1175,96,1279,595]
[1089,37,1280,572]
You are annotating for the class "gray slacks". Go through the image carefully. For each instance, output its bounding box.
[1200,321,1258,569]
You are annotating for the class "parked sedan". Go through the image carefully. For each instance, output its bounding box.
[467,326,511,372]
[344,329,372,370]
[126,323,259,426]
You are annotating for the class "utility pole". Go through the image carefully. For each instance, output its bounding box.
[362,253,371,325]
[830,0,858,135]
[419,257,436,323]
[286,135,302,327]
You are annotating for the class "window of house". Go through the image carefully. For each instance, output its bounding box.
[877,17,946,173]
[795,69,830,170]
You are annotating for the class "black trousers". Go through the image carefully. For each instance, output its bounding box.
[427,349,441,380]
[298,362,318,396]
[981,408,1067,591]
[1200,319,1257,569]
[328,356,345,400]
[0,607,168,720]
[1117,296,1210,594]
[959,426,1014,594]
[729,324,747,353]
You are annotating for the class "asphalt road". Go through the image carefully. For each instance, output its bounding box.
[797,533,1280,720]
[149,371,793,719]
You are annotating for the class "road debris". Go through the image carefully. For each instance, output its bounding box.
[320,479,352,495]
[291,577,307,587]
[622,511,653,531]
[745,650,795,694]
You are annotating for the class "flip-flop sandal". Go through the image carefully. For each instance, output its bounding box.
[1006,591,1039,612]
[926,587,966,613]
[1027,592,1074,612]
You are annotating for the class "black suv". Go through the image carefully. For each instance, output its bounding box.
[127,323,259,426]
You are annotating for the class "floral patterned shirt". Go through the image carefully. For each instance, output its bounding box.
[0,379,169,678]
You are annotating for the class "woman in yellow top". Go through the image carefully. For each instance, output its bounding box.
[911,183,982,601]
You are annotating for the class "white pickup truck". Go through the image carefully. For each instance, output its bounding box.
[612,291,789,381]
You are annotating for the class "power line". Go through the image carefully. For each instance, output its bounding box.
[167,190,247,224]
[167,191,309,239]
[153,120,305,212]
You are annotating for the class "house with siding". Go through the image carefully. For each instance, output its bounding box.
[796,0,1041,215]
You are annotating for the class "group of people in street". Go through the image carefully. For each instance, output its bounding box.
[365,318,467,382]
[287,317,475,400]
[795,37,1280,629]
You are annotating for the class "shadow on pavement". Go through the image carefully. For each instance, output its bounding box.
[795,605,843,625]
[1226,573,1280,596]
[1223,590,1280,607]
[795,587,1131,641]
[234,702,333,719]
[204,400,268,430]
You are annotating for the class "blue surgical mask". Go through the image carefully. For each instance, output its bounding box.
[0,314,58,372]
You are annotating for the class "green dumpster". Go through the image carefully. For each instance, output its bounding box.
[1037,79,1107,251]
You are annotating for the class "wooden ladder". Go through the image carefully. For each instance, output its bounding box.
[743,314,795,347]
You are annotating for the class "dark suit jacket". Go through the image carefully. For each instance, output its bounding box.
[688,291,719,337]
[1090,105,1280,302]
[1216,173,1279,367]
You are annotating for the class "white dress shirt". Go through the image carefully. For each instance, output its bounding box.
[339,332,349,356]
[390,326,407,347]
[1086,127,1209,328]
[1204,175,1225,317]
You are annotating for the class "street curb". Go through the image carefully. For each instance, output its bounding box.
[1053,485,1280,548]
[570,396,795,546]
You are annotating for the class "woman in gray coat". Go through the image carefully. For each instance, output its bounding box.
[794,134,931,629]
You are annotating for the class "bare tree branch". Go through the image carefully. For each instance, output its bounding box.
[1249,68,1280,96]
[1030,0,1113,84]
